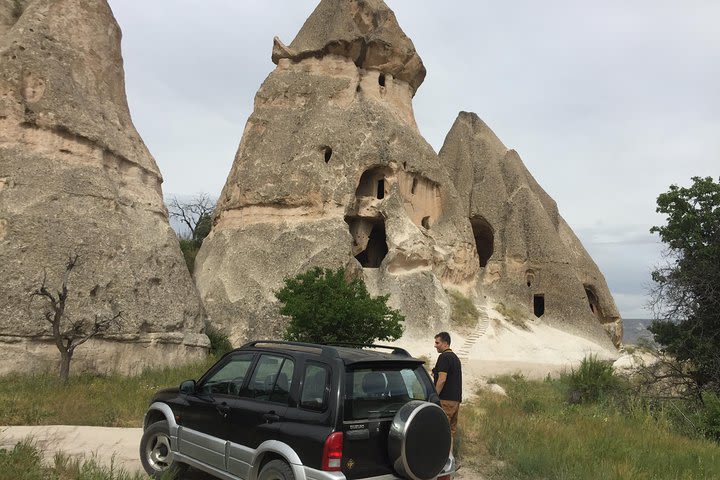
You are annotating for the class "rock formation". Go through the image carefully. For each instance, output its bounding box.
[438,113,622,345]
[195,0,621,349]
[0,0,208,375]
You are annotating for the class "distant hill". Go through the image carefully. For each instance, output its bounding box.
[623,318,656,345]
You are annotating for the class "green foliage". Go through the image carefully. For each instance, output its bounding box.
[205,324,233,357]
[562,355,621,403]
[699,391,720,440]
[276,267,404,344]
[178,239,199,273]
[648,176,720,394]
[0,440,150,480]
[447,290,479,327]
[459,375,720,479]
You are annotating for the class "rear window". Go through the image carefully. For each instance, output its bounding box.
[344,365,431,420]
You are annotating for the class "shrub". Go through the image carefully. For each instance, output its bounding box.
[699,391,720,440]
[447,290,479,328]
[276,267,404,344]
[563,355,621,403]
[205,324,233,358]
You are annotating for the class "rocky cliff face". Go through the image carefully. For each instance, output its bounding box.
[438,113,622,346]
[195,0,478,343]
[197,0,622,350]
[0,0,208,375]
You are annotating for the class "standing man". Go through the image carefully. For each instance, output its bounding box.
[432,331,462,443]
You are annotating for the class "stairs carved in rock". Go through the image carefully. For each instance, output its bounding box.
[456,306,490,364]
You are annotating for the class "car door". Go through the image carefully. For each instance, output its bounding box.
[177,353,255,471]
[224,353,295,478]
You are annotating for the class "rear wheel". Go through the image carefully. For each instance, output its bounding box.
[259,459,295,480]
[140,420,188,479]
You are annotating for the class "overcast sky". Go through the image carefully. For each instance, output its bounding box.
[106,0,719,319]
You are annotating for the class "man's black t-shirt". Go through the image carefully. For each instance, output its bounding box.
[432,349,462,402]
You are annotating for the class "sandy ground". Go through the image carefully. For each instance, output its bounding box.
[0,315,620,480]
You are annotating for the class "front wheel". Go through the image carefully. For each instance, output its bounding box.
[139,420,187,479]
[259,459,295,480]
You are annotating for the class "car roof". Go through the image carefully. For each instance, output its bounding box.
[235,340,425,366]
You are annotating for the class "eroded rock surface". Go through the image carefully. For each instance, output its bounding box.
[197,0,621,349]
[0,0,208,375]
[439,113,622,347]
[196,0,475,343]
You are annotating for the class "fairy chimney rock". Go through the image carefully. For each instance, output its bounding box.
[0,0,208,375]
[195,1,622,349]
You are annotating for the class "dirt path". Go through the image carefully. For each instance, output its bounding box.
[0,425,484,479]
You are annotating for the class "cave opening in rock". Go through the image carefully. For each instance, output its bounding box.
[585,286,602,318]
[421,216,430,229]
[379,73,386,87]
[470,216,494,267]
[534,295,545,317]
[356,166,390,198]
[377,179,385,199]
[354,221,388,268]
[411,177,418,195]
[324,146,333,163]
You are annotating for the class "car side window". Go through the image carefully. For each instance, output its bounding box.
[242,354,294,403]
[199,353,254,396]
[300,363,330,411]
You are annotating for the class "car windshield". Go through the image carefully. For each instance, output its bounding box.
[344,365,431,420]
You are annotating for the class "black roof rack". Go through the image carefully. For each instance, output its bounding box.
[239,340,413,360]
[323,342,411,357]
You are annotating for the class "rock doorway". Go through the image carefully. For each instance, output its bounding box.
[470,216,494,267]
[356,166,390,200]
[585,286,603,320]
[346,217,388,268]
[534,294,545,317]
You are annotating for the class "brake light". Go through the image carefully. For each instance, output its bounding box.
[321,432,343,471]
[437,475,451,480]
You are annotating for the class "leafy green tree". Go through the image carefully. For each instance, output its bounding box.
[648,176,720,395]
[275,267,404,344]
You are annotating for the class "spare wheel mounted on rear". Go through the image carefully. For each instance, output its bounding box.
[388,400,451,480]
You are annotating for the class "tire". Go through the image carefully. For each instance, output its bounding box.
[259,459,295,480]
[139,420,188,479]
[388,401,451,480]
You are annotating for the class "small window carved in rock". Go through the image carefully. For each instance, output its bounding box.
[324,146,333,163]
[421,216,430,229]
[377,179,385,199]
[534,295,545,318]
[379,73,386,87]
[411,178,418,195]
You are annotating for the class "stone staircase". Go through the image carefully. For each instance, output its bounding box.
[456,306,490,364]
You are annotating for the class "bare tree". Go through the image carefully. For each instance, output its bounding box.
[31,255,122,382]
[167,193,215,242]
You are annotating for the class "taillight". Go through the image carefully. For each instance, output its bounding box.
[321,432,343,471]
[437,475,451,480]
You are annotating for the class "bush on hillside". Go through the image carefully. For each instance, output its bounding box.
[564,355,621,403]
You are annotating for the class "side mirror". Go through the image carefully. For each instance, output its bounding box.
[180,379,196,394]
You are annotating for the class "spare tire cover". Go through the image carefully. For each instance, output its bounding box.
[388,401,451,480]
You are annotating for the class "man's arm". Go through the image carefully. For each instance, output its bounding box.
[435,371,447,394]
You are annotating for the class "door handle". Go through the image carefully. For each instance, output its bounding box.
[263,412,280,423]
[217,403,231,419]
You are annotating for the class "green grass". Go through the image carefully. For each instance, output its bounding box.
[457,375,720,479]
[0,439,160,480]
[447,290,479,328]
[0,357,217,426]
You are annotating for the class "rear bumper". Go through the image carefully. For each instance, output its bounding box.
[303,455,456,480]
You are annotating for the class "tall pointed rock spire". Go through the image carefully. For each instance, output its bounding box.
[272,0,426,93]
[0,0,208,375]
